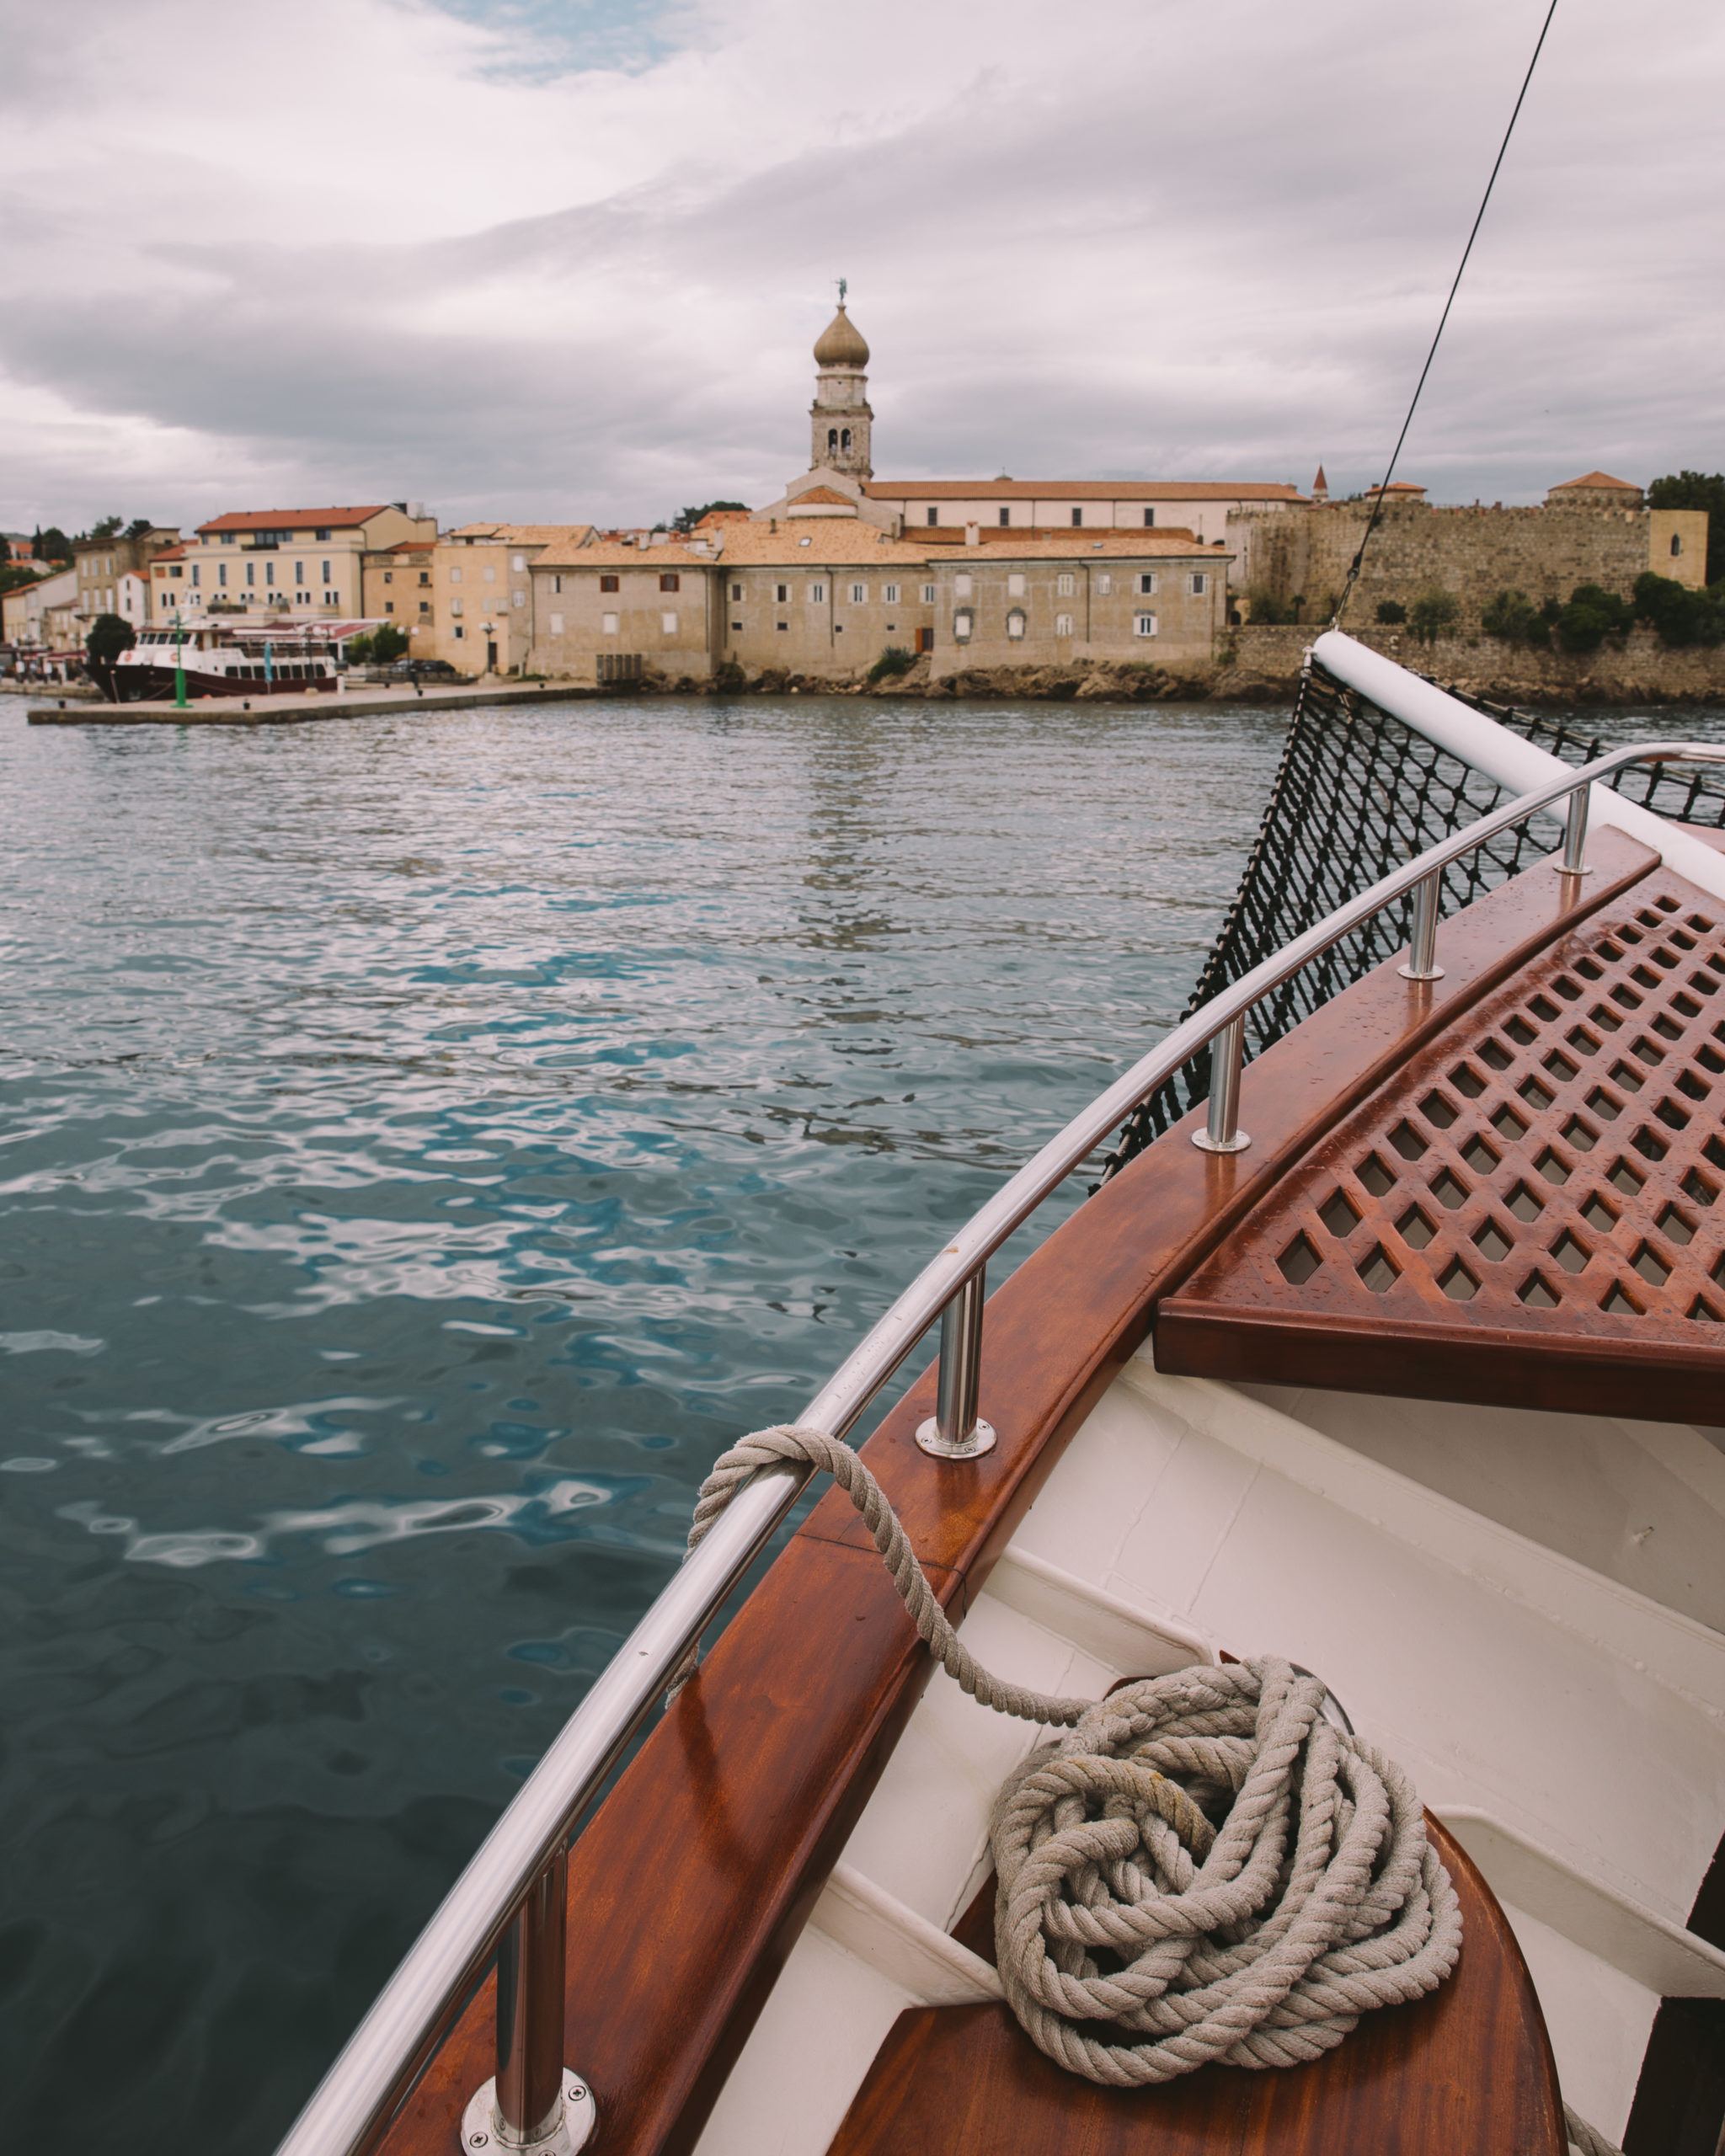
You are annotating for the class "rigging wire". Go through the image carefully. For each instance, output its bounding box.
[1331,0,1560,629]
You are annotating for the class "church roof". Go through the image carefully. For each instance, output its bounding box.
[814,304,869,369]
[863,478,1302,503]
[788,487,855,508]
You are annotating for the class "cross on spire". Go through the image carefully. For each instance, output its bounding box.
[836,276,846,306]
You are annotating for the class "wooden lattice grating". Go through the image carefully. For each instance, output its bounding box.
[1186,880,1725,1347]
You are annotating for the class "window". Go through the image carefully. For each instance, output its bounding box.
[384,601,394,614]
[1071,507,1082,527]
[602,612,619,634]
[450,567,462,584]
[954,573,973,598]
[998,507,1010,526]
[419,572,430,587]
[1055,611,1074,637]
[511,554,526,573]
[600,574,620,593]
[1135,612,1158,638]
[777,621,788,632]
[884,584,900,604]
[1007,574,1026,597]
[550,611,564,634]
[552,575,563,595]
[926,507,938,526]
[314,528,331,542]
[775,584,789,603]
[1097,574,1113,595]
[383,571,393,586]
[483,564,497,583]
[1672,534,1684,557]
[1189,573,1208,595]
[730,582,744,600]
[921,583,935,604]
[1056,573,1075,597]
[512,591,526,609]
[1138,573,1158,595]
[451,598,463,616]
[1143,509,1156,527]
[732,621,743,631]
[809,583,825,603]
[841,429,851,452]
[295,560,305,584]
[829,428,839,455]
[1006,610,1027,639]
[660,573,680,592]
[222,532,234,544]
[321,560,331,583]
[849,583,867,603]
[245,562,255,587]
[169,564,182,579]
[661,611,678,633]
[953,611,974,641]
[454,624,465,639]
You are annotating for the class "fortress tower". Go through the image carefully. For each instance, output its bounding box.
[809,291,873,481]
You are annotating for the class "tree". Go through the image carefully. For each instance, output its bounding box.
[83,612,136,698]
[1,562,40,595]
[1407,590,1460,646]
[124,516,154,540]
[671,500,750,531]
[32,526,72,563]
[1647,471,1725,585]
[0,532,8,563]
[86,515,123,540]
[1481,590,1537,641]
[371,622,408,663]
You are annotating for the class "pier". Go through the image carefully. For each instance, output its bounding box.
[24,680,604,725]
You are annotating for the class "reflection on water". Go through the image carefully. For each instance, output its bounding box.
[0,690,1294,2148]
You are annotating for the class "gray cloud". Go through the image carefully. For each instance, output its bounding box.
[1,0,1720,534]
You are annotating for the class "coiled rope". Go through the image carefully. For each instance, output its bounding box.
[676,1425,1618,2152]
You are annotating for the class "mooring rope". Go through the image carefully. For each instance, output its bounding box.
[676,1424,1619,2152]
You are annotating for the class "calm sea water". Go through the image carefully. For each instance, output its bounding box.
[0,685,1693,2150]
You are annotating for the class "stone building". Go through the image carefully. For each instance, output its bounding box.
[72,526,179,629]
[525,519,1227,685]
[360,523,592,673]
[751,299,1304,552]
[163,504,437,622]
[1226,481,1707,625]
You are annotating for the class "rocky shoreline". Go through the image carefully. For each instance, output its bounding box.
[607,625,1725,707]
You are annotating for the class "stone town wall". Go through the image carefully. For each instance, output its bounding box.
[1227,503,1708,622]
[1216,623,1725,705]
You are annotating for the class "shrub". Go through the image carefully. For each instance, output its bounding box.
[1634,569,1725,647]
[1481,590,1536,641]
[1407,590,1460,646]
[1374,599,1407,625]
[345,632,374,664]
[713,659,747,693]
[1553,600,1609,654]
[1244,587,1295,626]
[371,622,409,664]
[1569,584,1634,635]
[867,645,916,683]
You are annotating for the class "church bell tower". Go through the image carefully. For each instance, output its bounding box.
[809,286,873,480]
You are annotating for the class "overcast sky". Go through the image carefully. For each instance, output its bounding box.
[1,0,1719,536]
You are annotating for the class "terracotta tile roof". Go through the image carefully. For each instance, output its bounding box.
[699,526,935,568]
[530,526,1226,571]
[786,487,855,508]
[693,509,750,527]
[1550,471,1640,492]
[444,523,594,546]
[150,545,188,563]
[863,478,1303,503]
[197,506,393,533]
[928,531,1227,560]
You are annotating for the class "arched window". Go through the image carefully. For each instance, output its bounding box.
[828,428,838,454]
[1007,610,1027,640]
[841,429,852,452]
[1672,533,1684,557]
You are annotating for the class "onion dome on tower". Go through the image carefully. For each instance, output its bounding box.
[809,288,873,480]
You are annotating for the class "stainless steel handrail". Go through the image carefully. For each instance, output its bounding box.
[275,734,1725,2156]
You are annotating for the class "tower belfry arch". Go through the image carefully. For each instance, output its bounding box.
[809,291,873,481]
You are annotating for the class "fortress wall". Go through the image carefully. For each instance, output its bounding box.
[1227,503,1708,621]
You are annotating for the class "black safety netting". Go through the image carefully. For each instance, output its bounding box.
[1097,659,1725,1182]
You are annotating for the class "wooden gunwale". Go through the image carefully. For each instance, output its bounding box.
[376,830,1655,2156]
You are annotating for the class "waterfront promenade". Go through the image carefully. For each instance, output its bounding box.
[24,680,603,725]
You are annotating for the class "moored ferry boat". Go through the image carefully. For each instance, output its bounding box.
[115,622,373,700]
[273,633,1725,2156]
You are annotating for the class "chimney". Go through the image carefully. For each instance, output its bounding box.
[964,521,980,547]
